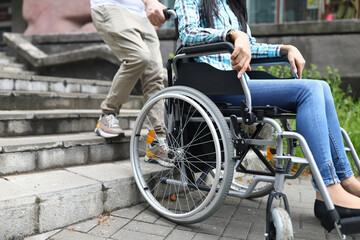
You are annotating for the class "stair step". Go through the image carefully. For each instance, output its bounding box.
[0,69,36,76]
[0,160,151,239]
[0,62,26,69]
[0,73,111,94]
[0,109,139,137]
[0,56,16,64]
[0,130,146,175]
[0,52,8,57]
[0,90,143,110]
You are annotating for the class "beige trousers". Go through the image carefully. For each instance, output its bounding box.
[91,5,165,135]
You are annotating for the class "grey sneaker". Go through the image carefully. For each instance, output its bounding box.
[144,137,174,167]
[94,114,125,138]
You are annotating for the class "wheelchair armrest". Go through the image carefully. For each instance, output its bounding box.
[250,56,290,66]
[179,42,234,55]
[175,42,298,79]
[179,43,289,65]
[250,56,299,79]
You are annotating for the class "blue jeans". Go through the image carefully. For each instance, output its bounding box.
[211,79,353,188]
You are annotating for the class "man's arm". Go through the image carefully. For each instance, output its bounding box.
[143,0,167,26]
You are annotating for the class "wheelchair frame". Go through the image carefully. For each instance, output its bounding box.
[130,9,360,240]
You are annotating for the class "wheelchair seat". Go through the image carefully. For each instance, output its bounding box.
[219,105,296,119]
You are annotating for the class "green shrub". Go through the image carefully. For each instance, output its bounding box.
[258,64,360,172]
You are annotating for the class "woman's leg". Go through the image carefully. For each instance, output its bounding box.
[213,79,360,207]
[319,81,353,180]
[250,79,341,186]
[251,79,360,207]
[318,81,360,196]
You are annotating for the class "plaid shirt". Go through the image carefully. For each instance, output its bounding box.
[174,0,282,71]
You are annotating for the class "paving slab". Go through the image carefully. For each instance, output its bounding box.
[124,220,174,237]
[111,228,164,240]
[88,216,130,238]
[45,230,107,240]
[68,218,99,233]
[18,173,360,240]
[134,209,161,223]
[193,233,221,240]
[111,203,148,219]
[24,229,61,240]
[165,229,196,240]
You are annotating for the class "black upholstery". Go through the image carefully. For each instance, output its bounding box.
[175,62,244,95]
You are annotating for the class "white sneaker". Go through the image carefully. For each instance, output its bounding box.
[144,137,174,167]
[94,114,125,138]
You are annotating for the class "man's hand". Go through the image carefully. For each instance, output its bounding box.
[230,31,252,78]
[143,0,167,26]
[280,45,306,79]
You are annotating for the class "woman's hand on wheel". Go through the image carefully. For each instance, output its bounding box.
[230,31,252,78]
[281,45,306,79]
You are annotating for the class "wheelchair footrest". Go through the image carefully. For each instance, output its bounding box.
[273,155,308,164]
[341,216,360,235]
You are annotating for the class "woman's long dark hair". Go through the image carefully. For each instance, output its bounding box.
[201,0,248,33]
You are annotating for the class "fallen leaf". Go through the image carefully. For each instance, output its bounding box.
[170,193,177,201]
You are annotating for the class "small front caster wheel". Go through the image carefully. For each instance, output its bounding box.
[268,207,294,240]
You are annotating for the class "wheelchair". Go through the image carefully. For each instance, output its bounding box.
[130,10,360,240]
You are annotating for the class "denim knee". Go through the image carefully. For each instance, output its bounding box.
[317,80,334,101]
[296,80,325,106]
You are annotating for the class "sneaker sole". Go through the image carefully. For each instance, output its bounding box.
[144,156,174,168]
[94,128,125,138]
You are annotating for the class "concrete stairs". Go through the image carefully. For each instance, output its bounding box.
[0,109,138,137]
[0,69,145,239]
[0,52,36,75]
[0,73,142,110]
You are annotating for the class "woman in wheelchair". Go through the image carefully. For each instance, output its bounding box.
[175,0,360,230]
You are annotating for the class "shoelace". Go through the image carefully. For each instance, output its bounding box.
[158,138,170,152]
[105,114,120,127]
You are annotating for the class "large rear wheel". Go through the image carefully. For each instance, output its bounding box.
[130,86,234,224]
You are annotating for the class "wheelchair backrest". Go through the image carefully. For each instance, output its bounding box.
[175,60,245,96]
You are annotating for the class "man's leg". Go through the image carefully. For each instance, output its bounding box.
[92,5,154,114]
[91,5,154,137]
[138,21,166,138]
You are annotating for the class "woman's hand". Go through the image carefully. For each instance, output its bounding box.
[143,0,167,26]
[281,45,306,79]
[230,31,252,78]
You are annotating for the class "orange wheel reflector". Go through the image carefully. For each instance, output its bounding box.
[147,130,155,144]
[267,146,275,160]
